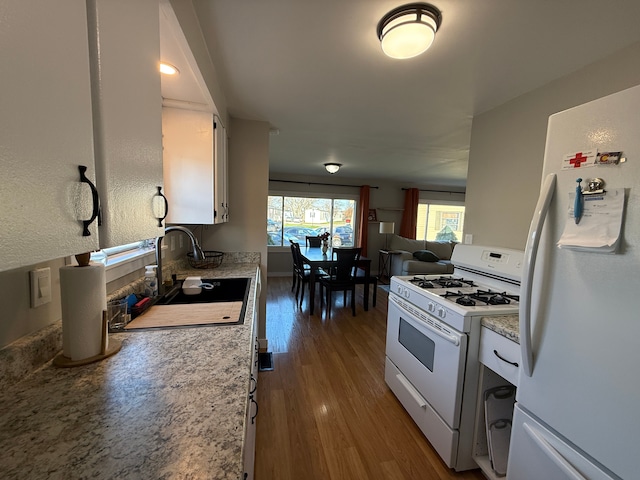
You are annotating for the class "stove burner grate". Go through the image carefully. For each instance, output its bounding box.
[441,290,477,306]
[410,277,437,289]
[475,289,520,304]
[440,289,519,306]
[410,276,476,289]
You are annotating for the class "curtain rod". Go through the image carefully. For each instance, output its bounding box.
[402,187,466,194]
[270,178,379,189]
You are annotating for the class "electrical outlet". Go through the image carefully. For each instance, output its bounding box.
[464,234,473,245]
[30,267,52,308]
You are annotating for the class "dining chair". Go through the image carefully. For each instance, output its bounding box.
[289,241,302,293]
[306,235,322,247]
[290,241,318,306]
[319,247,361,318]
[353,267,377,310]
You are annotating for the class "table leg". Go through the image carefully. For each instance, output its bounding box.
[363,278,369,311]
[309,268,316,315]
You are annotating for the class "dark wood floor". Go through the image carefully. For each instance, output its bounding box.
[255,276,486,480]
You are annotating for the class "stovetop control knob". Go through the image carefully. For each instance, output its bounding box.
[437,307,446,318]
[427,302,435,313]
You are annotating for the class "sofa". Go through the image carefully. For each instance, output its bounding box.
[387,234,456,277]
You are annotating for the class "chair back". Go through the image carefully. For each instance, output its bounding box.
[331,247,361,282]
[306,235,322,247]
[290,241,306,272]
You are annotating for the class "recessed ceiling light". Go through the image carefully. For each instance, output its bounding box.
[159,62,179,75]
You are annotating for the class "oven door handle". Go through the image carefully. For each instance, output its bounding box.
[390,296,461,346]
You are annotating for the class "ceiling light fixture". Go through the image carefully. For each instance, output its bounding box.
[324,163,342,174]
[159,62,179,75]
[377,3,442,59]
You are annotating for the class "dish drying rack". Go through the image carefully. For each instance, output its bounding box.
[187,250,223,269]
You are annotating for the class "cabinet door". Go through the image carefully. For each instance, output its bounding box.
[213,116,228,223]
[162,108,215,224]
[243,302,260,480]
[0,0,99,272]
[87,0,165,248]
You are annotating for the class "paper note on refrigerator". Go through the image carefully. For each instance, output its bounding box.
[557,188,624,252]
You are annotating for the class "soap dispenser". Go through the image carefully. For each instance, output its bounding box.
[144,265,158,297]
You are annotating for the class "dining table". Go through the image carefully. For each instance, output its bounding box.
[299,246,372,315]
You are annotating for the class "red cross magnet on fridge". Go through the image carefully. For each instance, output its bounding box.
[568,152,589,168]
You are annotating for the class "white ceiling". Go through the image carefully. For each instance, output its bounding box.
[166,1,640,188]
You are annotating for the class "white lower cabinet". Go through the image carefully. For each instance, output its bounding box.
[473,327,520,479]
[243,309,260,479]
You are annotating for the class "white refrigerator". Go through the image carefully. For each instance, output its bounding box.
[508,84,640,480]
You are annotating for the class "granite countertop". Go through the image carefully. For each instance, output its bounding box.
[481,314,519,343]
[0,263,259,480]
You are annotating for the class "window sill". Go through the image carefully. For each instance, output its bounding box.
[103,247,156,284]
[73,247,156,284]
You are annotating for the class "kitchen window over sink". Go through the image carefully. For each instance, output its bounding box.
[267,194,357,247]
[88,239,156,283]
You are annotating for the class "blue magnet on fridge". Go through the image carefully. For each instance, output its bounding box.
[574,178,583,224]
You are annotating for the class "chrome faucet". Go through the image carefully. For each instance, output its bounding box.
[155,226,205,296]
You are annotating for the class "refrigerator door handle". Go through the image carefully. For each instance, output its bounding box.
[523,422,587,480]
[520,173,556,377]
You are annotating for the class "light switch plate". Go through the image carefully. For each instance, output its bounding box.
[464,234,473,245]
[30,267,52,308]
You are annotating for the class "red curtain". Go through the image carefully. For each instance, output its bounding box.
[357,185,370,256]
[399,188,419,239]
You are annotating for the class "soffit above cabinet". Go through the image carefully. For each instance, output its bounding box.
[159,1,213,111]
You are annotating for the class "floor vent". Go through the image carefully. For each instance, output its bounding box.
[258,352,274,371]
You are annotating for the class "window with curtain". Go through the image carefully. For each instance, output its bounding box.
[267,194,357,247]
[416,203,465,242]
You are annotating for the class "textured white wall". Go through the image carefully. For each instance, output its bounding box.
[464,41,640,250]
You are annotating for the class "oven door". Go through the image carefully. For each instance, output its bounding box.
[386,294,467,429]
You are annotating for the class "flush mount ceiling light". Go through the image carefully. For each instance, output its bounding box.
[324,163,342,174]
[159,62,179,75]
[377,3,442,59]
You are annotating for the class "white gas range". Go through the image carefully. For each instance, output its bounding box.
[385,244,523,471]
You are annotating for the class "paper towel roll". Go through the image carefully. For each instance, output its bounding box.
[60,263,107,361]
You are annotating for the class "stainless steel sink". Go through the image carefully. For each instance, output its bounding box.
[157,277,251,306]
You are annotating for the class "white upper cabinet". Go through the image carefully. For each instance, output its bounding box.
[161,109,229,225]
[159,0,226,225]
[162,107,215,224]
[87,0,165,248]
[0,0,100,272]
[214,116,229,224]
[0,0,166,273]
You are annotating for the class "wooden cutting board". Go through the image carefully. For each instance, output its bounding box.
[124,302,244,330]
